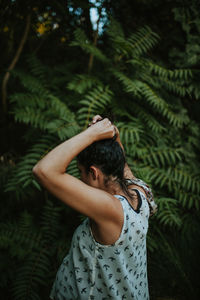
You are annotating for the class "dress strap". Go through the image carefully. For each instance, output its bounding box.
[125,178,157,216]
[119,188,142,214]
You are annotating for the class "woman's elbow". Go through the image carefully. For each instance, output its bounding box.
[32,164,58,189]
[32,163,44,179]
[32,163,54,183]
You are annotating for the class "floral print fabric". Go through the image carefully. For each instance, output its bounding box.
[50,183,154,300]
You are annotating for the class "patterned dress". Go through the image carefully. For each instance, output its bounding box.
[50,179,156,300]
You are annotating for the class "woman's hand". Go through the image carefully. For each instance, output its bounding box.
[88,117,116,141]
[88,114,103,126]
[89,115,122,146]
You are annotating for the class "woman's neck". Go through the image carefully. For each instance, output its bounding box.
[105,180,123,196]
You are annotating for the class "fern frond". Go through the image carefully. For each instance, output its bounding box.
[106,19,128,55]
[147,60,193,80]
[13,107,50,130]
[10,93,47,110]
[46,95,79,139]
[71,28,109,62]
[67,74,102,94]
[18,211,34,232]
[12,70,49,97]
[106,18,125,41]
[157,77,189,97]
[117,121,143,146]
[139,83,190,127]
[40,200,62,243]
[112,72,189,128]
[145,165,200,199]
[136,69,190,97]
[12,93,79,140]
[0,222,42,256]
[77,85,113,128]
[155,197,182,228]
[127,26,159,56]
[176,190,200,210]
[111,70,140,95]
[107,22,159,58]
[5,135,58,193]
[12,250,50,300]
[128,102,166,133]
[67,158,79,178]
[136,146,184,168]
[26,54,50,85]
[172,167,200,194]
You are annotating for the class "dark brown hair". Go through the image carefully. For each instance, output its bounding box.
[77,137,132,198]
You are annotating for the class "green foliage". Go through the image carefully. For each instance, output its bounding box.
[5,135,56,195]
[77,85,113,128]
[171,4,200,67]
[169,2,200,101]
[155,197,182,227]
[67,74,102,94]
[71,28,109,63]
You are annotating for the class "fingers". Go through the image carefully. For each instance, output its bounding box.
[88,115,103,127]
[92,115,103,124]
[88,116,116,141]
[93,115,102,122]
[104,119,115,136]
[103,118,112,127]
[95,118,115,134]
[90,116,115,135]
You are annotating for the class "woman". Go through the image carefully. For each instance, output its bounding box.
[33,115,156,300]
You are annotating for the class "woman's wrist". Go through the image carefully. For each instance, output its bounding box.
[84,126,98,143]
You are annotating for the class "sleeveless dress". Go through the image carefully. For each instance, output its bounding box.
[50,179,157,300]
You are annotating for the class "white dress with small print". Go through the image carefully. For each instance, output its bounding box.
[50,179,156,300]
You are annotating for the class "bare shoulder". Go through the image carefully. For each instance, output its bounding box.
[128,183,146,194]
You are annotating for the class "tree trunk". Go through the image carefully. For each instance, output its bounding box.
[88,7,102,73]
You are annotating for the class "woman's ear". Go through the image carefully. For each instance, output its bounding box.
[89,166,98,180]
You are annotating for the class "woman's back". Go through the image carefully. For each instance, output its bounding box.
[50,187,150,300]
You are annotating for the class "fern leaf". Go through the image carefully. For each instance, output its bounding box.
[77,85,113,128]
[127,26,159,56]
[155,197,182,227]
[117,121,143,146]
[71,28,109,62]
[12,70,49,97]
[111,70,140,95]
[5,135,57,194]
[67,74,102,94]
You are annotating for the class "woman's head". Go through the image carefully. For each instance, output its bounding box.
[77,138,125,187]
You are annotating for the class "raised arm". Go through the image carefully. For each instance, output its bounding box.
[32,118,123,225]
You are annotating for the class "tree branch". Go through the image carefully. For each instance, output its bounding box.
[2,14,31,114]
[88,7,102,73]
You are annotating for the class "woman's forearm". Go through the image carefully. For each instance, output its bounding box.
[33,118,115,178]
[33,128,95,176]
[124,163,135,179]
